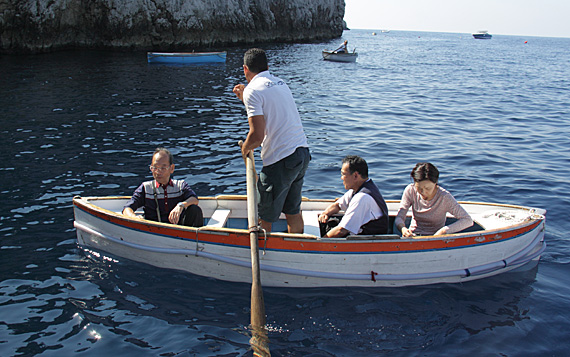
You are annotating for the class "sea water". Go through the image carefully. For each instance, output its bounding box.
[1,30,569,356]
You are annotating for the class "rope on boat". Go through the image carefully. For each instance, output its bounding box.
[261,229,268,255]
[194,226,208,256]
[248,225,268,255]
[74,221,545,283]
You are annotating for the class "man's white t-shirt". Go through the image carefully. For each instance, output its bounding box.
[337,188,383,235]
[243,71,308,166]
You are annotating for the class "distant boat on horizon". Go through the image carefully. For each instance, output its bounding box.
[473,30,492,39]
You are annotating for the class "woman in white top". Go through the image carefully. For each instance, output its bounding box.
[395,163,473,237]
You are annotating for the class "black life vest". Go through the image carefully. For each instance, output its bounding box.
[353,179,389,235]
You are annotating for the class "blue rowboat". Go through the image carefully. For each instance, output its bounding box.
[147,51,227,64]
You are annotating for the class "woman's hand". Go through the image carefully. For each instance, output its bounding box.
[434,227,449,236]
[401,227,415,238]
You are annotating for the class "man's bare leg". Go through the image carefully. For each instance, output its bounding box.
[286,213,304,234]
[260,219,272,233]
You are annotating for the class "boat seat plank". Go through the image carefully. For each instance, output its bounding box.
[302,210,322,237]
[207,209,231,227]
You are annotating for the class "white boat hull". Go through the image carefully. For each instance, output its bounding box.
[322,51,358,63]
[74,196,546,287]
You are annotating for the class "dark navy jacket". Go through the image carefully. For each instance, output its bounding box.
[353,179,389,235]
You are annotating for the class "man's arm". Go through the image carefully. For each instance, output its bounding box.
[168,196,199,224]
[320,201,350,238]
[325,225,350,238]
[241,115,265,159]
[325,193,374,238]
[122,207,142,219]
[233,84,246,101]
[318,202,341,224]
[122,184,145,219]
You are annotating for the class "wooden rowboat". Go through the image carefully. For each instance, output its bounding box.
[73,195,546,287]
[147,51,227,64]
[322,50,358,63]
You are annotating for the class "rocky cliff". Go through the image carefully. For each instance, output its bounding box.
[0,0,345,54]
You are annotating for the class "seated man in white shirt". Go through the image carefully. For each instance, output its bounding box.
[318,155,389,238]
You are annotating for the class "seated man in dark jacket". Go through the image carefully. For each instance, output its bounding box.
[318,155,388,237]
[122,147,203,226]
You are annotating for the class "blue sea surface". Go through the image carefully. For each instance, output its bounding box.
[1,30,569,356]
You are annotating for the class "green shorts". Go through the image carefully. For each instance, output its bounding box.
[257,147,310,223]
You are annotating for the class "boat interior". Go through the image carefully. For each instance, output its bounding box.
[83,196,529,240]
[203,214,485,239]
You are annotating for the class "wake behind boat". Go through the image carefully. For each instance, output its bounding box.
[147,51,227,64]
[322,50,358,63]
[73,195,546,288]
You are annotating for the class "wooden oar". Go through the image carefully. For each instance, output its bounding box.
[239,141,270,356]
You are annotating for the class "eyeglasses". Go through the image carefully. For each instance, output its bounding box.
[340,169,354,178]
[150,165,170,172]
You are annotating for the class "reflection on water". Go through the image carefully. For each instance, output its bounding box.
[264,266,539,355]
[0,247,539,355]
[1,30,570,355]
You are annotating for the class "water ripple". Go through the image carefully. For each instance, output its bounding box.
[1,31,569,356]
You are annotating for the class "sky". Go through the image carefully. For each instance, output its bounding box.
[344,0,570,38]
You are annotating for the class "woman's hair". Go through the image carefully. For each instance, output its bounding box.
[410,162,439,183]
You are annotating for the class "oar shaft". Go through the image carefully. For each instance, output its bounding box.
[250,230,265,325]
[246,152,265,325]
[240,141,269,355]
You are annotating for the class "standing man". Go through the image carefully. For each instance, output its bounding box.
[233,48,310,233]
[319,155,389,238]
[122,147,203,226]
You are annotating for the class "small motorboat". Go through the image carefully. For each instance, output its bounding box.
[73,195,546,288]
[147,51,227,64]
[322,50,358,63]
[472,31,492,39]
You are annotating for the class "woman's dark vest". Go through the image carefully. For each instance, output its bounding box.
[354,179,389,235]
